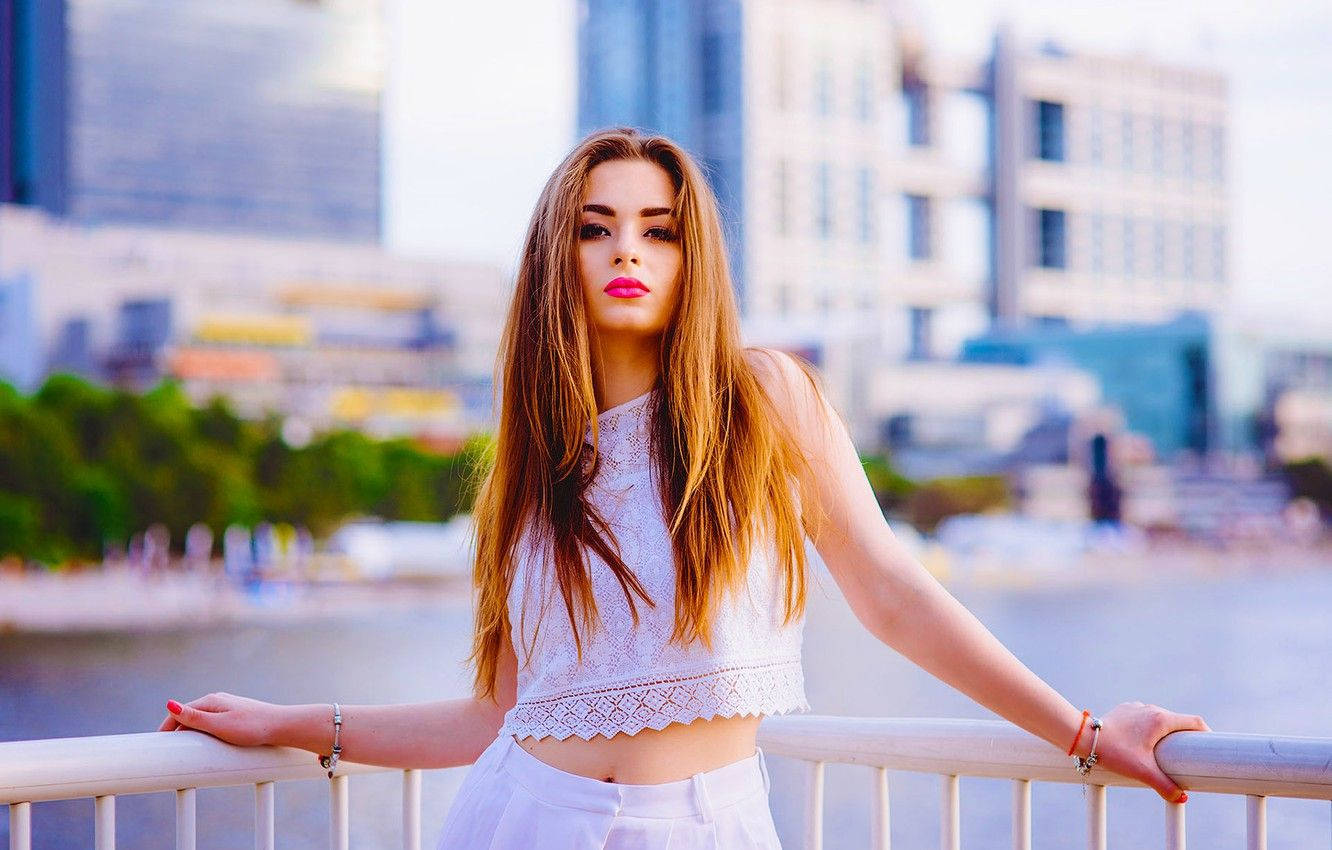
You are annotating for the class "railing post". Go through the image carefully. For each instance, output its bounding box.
[1012,779,1031,850]
[9,802,32,850]
[804,761,824,850]
[94,794,115,850]
[330,775,350,850]
[1244,795,1266,850]
[403,769,422,850]
[940,774,959,850]
[869,766,890,850]
[1165,798,1186,850]
[175,788,196,850]
[255,781,275,850]
[1086,784,1106,850]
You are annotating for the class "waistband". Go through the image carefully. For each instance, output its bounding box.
[482,734,771,820]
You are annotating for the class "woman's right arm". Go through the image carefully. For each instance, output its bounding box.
[158,625,520,771]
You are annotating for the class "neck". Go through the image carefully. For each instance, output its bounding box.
[593,332,659,414]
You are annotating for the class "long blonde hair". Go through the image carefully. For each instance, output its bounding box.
[468,127,829,702]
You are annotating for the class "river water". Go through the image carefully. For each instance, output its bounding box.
[2,565,1329,848]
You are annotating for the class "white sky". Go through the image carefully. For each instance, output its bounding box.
[382,0,1332,330]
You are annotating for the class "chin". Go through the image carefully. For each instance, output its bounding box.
[594,316,666,336]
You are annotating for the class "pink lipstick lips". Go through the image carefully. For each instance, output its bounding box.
[604,277,650,298]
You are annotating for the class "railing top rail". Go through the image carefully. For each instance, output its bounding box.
[756,716,1332,802]
[3,716,1329,806]
[0,731,389,805]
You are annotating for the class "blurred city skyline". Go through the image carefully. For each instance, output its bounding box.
[383,0,1331,328]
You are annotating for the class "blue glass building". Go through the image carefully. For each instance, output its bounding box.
[961,312,1216,459]
[1,0,382,242]
[577,0,747,304]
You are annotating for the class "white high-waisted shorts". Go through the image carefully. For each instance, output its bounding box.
[433,733,782,849]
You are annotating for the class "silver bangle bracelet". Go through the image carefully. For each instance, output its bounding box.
[318,702,342,778]
[1074,716,1102,777]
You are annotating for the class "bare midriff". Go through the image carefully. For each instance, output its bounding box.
[512,713,762,784]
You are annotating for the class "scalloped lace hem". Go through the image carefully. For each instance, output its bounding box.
[498,659,809,742]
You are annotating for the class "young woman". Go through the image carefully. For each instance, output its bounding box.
[159,127,1210,848]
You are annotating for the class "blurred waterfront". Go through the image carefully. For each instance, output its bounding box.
[2,559,1330,849]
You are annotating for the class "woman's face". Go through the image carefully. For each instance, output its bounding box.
[577,158,683,340]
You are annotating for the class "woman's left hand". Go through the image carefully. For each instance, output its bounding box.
[1079,701,1211,803]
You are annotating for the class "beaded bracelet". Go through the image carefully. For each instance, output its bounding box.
[1074,717,1103,777]
[318,703,342,778]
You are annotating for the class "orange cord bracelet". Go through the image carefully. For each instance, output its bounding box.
[1067,709,1090,756]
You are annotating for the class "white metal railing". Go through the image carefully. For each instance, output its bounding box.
[2,717,1330,849]
[756,716,1332,850]
[0,731,419,850]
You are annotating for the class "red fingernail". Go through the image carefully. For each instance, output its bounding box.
[167,700,183,714]
[1178,792,1188,803]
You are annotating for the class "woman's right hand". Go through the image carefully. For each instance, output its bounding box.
[157,692,286,748]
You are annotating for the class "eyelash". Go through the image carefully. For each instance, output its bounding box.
[578,223,678,242]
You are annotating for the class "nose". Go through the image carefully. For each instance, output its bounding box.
[612,234,641,268]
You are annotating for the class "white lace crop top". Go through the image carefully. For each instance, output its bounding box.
[497,387,810,741]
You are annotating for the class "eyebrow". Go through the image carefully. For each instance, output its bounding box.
[581,204,674,218]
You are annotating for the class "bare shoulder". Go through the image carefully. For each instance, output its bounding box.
[742,346,817,404]
[740,346,831,431]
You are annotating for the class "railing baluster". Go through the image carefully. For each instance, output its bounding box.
[940,774,959,850]
[94,794,115,850]
[804,760,824,850]
[1165,797,1186,850]
[9,801,32,850]
[869,766,890,850]
[1245,795,1266,850]
[1086,784,1106,850]
[402,769,422,850]
[255,781,275,850]
[331,774,350,850]
[175,788,196,850]
[1012,779,1031,850]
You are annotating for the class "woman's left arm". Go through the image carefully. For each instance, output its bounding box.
[747,348,1209,804]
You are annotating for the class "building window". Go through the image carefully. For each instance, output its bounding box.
[1035,100,1065,161]
[856,167,874,243]
[1153,219,1166,278]
[815,58,833,117]
[1123,216,1136,278]
[1182,222,1195,279]
[1151,117,1165,176]
[856,58,873,123]
[816,162,832,239]
[776,280,792,316]
[774,159,789,236]
[1090,212,1104,273]
[1209,125,1225,182]
[1181,120,1194,180]
[1211,225,1226,282]
[906,193,931,260]
[1036,208,1067,269]
[904,82,929,146]
[1089,106,1104,165]
[773,37,790,111]
[1120,112,1135,171]
[909,306,933,360]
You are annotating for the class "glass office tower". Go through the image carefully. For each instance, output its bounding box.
[1,0,383,242]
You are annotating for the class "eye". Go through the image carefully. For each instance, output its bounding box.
[579,223,608,239]
[646,226,678,242]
